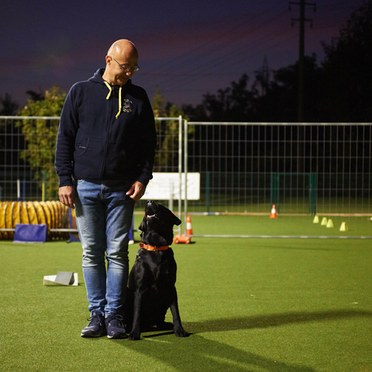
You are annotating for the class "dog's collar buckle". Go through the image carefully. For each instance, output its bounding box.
[140,243,170,251]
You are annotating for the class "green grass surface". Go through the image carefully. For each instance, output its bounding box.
[1,232,371,371]
[183,215,372,237]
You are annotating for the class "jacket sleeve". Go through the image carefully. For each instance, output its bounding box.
[136,94,157,186]
[55,85,79,187]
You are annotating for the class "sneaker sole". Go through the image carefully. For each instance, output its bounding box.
[81,332,106,338]
[107,333,127,339]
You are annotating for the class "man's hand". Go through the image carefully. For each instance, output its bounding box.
[58,186,75,208]
[126,181,146,201]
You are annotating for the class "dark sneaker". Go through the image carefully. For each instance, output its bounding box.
[106,314,127,339]
[81,311,106,338]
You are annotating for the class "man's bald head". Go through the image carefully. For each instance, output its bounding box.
[103,39,139,86]
[107,39,138,60]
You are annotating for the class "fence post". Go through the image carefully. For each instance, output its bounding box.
[270,172,280,205]
[205,171,211,214]
[183,119,188,234]
[309,173,317,215]
[41,171,46,202]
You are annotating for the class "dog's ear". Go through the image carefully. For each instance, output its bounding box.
[173,215,182,226]
[138,218,146,232]
[163,206,182,226]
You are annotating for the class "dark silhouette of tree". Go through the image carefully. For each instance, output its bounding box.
[0,93,19,115]
[181,103,206,121]
[255,55,322,122]
[26,90,44,101]
[188,74,255,121]
[320,0,372,121]
[183,59,322,122]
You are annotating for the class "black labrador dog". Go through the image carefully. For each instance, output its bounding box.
[125,200,189,340]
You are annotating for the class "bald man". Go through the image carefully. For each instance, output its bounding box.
[55,39,156,339]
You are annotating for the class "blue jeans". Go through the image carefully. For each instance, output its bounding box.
[75,180,134,316]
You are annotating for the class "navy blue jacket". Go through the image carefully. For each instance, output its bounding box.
[55,68,156,187]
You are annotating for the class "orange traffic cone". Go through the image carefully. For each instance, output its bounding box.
[186,215,193,236]
[173,234,191,244]
[173,215,193,245]
[269,204,278,219]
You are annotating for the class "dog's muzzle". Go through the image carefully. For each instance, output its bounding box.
[146,213,158,220]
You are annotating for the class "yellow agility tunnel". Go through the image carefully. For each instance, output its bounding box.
[0,201,70,240]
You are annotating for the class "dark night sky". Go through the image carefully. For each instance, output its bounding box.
[0,0,365,107]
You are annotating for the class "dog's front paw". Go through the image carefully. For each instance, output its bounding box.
[174,327,190,337]
[128,331,141,341]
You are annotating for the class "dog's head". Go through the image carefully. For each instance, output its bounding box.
[139,201,181,246]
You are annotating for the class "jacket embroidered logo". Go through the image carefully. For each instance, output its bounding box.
[122,98,133,113]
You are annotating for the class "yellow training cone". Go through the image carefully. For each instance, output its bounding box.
[326,219,334,228]
[313,215,319,223]
[340,222,348,232]
[321,217,328,226]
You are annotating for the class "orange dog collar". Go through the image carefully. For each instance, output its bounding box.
[139,243,170,251]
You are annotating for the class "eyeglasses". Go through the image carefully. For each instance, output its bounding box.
[110,56,140,73]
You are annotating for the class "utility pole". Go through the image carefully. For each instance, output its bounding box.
[289,0,316,122]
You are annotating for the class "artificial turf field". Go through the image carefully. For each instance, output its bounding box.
[0,215,371,371]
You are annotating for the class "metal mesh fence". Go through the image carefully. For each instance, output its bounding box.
[0,116,61,201]
[0,116,182,204]
[1,117,371,216]
[185,122,372,215]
